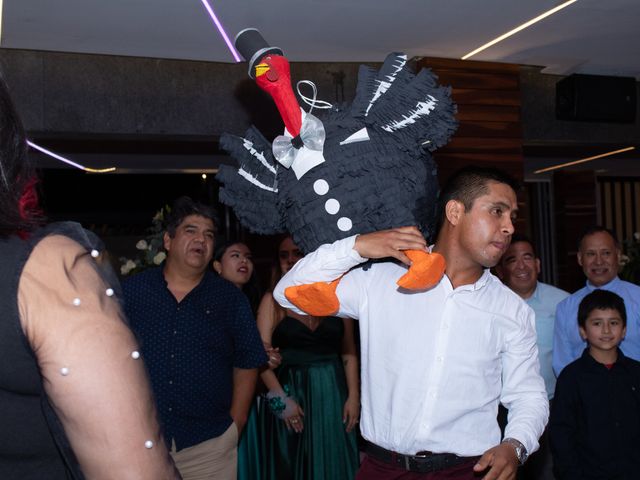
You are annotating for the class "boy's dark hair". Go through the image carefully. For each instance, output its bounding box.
[577,226,619,250]
[165,196,219,237]
[436,166,520,229]
[578,289,627,328]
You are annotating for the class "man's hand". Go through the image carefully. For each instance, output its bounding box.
[354,227,427,265]
[473,442,519,480]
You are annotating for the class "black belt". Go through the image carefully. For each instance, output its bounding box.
[365,442,479,474]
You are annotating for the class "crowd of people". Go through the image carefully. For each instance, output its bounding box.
[1,65,640,480]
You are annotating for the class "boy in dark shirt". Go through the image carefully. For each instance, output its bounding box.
[550,289,640,479]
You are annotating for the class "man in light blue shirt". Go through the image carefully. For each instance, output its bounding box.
[552,226,640,376]
[498,234,568,480]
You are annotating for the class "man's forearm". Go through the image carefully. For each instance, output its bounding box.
[230,368,258,434]
[273,235,364,311]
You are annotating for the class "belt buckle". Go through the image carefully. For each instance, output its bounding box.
[408,451,433,473]
[414,451,432,458]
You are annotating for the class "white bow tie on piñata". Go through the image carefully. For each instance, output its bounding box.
[272,108,326,180]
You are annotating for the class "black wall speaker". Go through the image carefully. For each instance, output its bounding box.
[556,74,637,123]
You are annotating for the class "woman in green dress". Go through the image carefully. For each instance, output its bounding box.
[257,236,360,480]
[213,240,276,480]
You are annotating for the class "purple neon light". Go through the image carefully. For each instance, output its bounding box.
[199,0,241,62]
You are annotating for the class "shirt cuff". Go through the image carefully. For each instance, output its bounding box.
[344,235,368,264]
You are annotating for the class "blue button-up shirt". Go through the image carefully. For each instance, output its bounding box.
[525,282,569,399]
[122,266,267,450]
[552,276,640,376]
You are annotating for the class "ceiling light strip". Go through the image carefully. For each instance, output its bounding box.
[27,140,116,173]
[0,0,4,43]
[461,0,579,60]
[199,0,241,62]
[533,146,636,174]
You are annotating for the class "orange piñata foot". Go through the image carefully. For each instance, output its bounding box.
[396,250,446,290]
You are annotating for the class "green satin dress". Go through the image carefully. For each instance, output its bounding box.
[260,316,359,480]
[237,397,262,480]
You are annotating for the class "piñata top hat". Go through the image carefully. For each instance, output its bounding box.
[235,28,284,79]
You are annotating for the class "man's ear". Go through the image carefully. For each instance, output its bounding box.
[577,251,583,267]
[213,260,222,275]
[445,200,464,226]
[163,232,172,252]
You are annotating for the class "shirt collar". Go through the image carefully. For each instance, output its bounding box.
[528,282,541,302]
[581,346,627,369]
[448,268,493,292]
[586,276,621,291]
[157,264,213,299]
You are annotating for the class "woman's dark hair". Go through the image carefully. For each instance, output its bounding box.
[0,73,42,237]
[268,233,293,292]
[164,196,219,238]
[578,289,627,328]
[214,239,261,315]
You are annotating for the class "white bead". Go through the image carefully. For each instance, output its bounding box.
[90,249,99,258]
[60,367,70,376]
[324,198,340,215]
[105,288,114,297]
[144,440,154,449]
[72,298,81,306]
[337,217,353,232]
[131,351,141,359]
[313,179,329,196]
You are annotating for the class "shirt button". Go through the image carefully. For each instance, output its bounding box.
[168,407,173,412]
[436,356,443,362]
[430,392,436,398]
[169,380,173,385]
[173,330,177,335]
[171,354,175,359]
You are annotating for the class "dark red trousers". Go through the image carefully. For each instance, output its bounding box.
[355,455,481,480]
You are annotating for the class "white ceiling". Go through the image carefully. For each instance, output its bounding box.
[2,0,640,78]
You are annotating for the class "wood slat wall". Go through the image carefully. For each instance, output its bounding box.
[416,57,526,231]
[553,170,598,292]
[599,177,640,244]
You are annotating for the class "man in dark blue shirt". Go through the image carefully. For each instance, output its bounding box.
[123,197,267,480]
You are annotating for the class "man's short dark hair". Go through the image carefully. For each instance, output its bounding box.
[577,225,619,250]
[437,166,520,228]
[508,233,537,258]
[165,196,219,237]
[578,289,627,328]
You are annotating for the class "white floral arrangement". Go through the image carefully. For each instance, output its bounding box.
[620,232,640,285]
[119,207,170,276]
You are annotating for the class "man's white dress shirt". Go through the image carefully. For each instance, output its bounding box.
[274,236,548,457]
